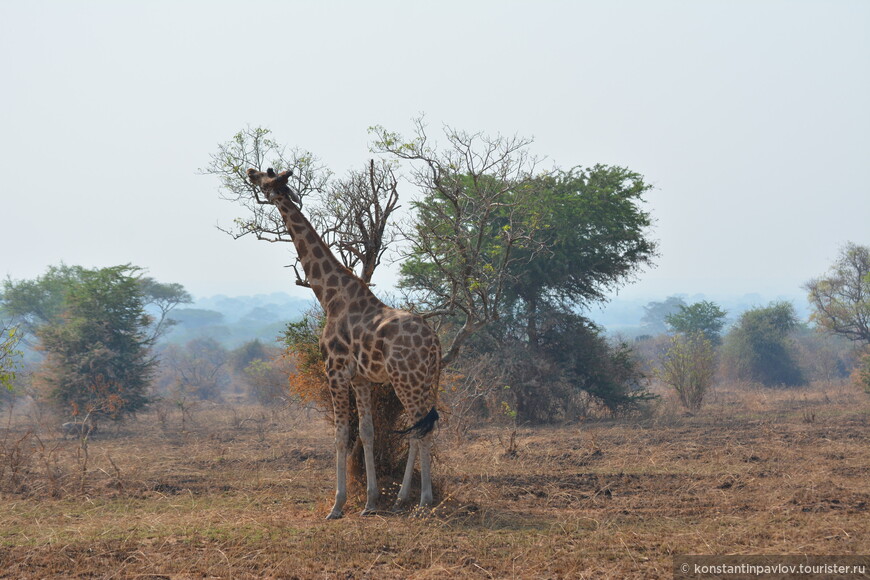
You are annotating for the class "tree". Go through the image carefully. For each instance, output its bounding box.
[665,301,728,344]
[641,296,687,335]
[309,159,401,284]
[852,346,870,394]
[512,167,656,346]
[658,333,715,412]
[138,277,193,340]
[229,339,272,375]
[201,126,400,287]
[372,120,658,419]
[229,340,290,404]
[722,301,805,387]
[805,242,870,344]
[509,167,657,305]
[1,264,191,345]
[371,118,546,364]
[243,352,293,407]
[35,265,157,420]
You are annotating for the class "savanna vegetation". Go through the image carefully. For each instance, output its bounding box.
[1,119,868,577]
[0,380,867,578]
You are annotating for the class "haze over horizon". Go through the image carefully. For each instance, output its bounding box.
[2,1,868,305]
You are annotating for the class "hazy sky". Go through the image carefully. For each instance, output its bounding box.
[2,1,868,305]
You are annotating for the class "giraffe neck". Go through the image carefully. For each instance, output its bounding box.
[272,196,376,314]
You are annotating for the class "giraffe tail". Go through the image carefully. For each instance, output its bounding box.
[394,407,439,437]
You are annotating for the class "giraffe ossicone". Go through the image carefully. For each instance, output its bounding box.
[247,167,442,519]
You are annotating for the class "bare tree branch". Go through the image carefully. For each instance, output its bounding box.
[203,127,400,288]
[370,118,549,365]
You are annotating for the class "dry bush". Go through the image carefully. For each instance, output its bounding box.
[657,333,716,412]
[439,353,513,440]
[243,352,295,406]
[792,329,856,382]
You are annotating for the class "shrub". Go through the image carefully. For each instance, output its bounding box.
[244,357,293,406]
[464,311,654,422]
[721,302,805,387]
[658,333,715,412]
[157,338,230,401]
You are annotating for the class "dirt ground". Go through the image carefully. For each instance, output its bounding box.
[1,381,868,579]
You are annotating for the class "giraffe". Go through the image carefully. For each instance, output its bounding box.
[246,167,442,519]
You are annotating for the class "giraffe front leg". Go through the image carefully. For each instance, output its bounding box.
[327,419,350,520]
[353,378,379,515]
[326,382,352,520]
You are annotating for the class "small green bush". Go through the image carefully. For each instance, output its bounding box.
[658,333,715,413]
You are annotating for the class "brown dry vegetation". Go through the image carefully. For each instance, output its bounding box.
[1,381,868,579]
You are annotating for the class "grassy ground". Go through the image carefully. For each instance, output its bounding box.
[0,381,868,578]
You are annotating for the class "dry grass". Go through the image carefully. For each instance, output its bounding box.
[0,381,868,579]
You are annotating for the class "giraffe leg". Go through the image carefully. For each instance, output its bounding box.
[418,432,434,509]
[327,418,350,519]
[327,384,351,520]
[352,380,379,515]
[393,437,418,511]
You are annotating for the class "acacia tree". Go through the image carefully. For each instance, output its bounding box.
[666,301,728,345]
[372,122,658,419]
[36,266,157,421]
[201,126,400,286]
[1,264,191,345]
[370,119,546,364]
[641,296,687,335]
[506,167,657,346]
[805,242,870,344]
[722,301,805,387]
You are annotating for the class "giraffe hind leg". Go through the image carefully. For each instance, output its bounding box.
[393,407,439,512]
[418,431,434,509]
[393,437,418,510]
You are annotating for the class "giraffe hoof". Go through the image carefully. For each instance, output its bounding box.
[325,510,344,520]
[360,508,379,517]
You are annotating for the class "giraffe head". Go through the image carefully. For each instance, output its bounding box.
[247,167,301,204]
